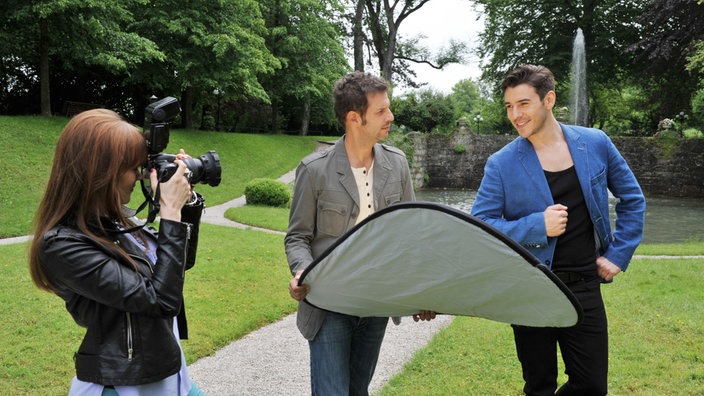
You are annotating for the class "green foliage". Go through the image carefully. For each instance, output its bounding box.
[683,128,704,138]
[248,0,348,134]
[692,87,704,126]
[128,0,279,103]
[363,1,467,87]
[651,130,682,158]
[384,131,416,167]
[1,0,163,73]
[453,144,466,154]
[244,178,291,207]
[474,94,514,135]
[470,0,704,132]
[632,0,704,119]
[0,0,165,115]
[473,0,646,89]
[392,89,455,133]
[449,79,483,120]
[591,83,655,136]
[688,40,704,75]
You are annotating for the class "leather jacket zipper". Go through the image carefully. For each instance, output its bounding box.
[121,224,191,363]
[126,312,133,361]
[184,224,192,270]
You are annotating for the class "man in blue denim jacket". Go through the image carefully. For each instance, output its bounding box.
[285,71,433,396]
[471,65,645,396]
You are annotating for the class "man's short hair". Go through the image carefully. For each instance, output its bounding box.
[333,71,389,126]
[501,64,555,101]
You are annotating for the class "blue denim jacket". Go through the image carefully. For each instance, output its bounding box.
[470,124,645,271]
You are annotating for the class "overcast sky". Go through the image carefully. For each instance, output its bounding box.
[397,0,484,94]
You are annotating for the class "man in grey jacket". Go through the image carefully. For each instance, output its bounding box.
[285,71,433,395]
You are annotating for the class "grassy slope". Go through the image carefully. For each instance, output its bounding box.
[0,115,327,237]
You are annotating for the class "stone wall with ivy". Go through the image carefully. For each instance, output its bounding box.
[410,128,704,198]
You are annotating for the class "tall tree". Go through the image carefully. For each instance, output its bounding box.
[449,78,483,121]
[260,0,348,134]
[627,0,704,118]
[342,0,467,88]
[473,0,650,130]
[473,0,645,90]
[0,0,162,116]
[129,0,279,128]
[392,88,455,132]
[686,0,704,127]
[352,0,366,71]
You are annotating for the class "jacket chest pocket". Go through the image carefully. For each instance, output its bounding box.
[383,192,402,207]
[317,200,348,237]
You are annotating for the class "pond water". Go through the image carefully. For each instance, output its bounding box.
[415,189,704,245]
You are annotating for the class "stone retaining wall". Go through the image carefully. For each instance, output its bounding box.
[410,128,704,198]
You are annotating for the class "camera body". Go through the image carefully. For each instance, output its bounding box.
[144,97,221,187]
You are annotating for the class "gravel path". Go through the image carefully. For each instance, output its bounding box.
[187,313,453,395]
[188,168,454,395]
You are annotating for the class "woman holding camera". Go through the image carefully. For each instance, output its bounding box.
[29,109,205,395]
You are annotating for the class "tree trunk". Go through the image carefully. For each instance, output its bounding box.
[364,0,432,84]
[271,100,279,134]
[353,0,365,71]
[365,1,385,77]
[300,97,310,136]
[365,0,397,82]
[382,24,396,82]
[181,87,194,129]
[39,18,51,116]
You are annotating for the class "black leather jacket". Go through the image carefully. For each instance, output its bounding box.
[40,218,193,386]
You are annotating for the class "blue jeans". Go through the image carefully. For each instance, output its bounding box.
[309,312,389,396]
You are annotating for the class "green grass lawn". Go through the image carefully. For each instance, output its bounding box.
[379,257,704,395]
[225,205,291,232]
[3,233,702,394]
[0,224,298,394]
[0,114,327,238]
[2,115,703,394]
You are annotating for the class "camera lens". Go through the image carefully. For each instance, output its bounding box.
[183,150,221,187]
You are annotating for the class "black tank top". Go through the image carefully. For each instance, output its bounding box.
[544,166,598,274]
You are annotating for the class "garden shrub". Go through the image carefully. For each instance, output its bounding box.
[683,128,704,138]
[244,178,291,207]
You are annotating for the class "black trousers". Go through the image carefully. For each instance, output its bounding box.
[512,277,608,396]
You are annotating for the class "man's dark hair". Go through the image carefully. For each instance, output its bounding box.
[501,64,555,101]
[333,71,389,126]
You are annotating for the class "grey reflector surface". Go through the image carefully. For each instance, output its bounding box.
[300,202,582,327]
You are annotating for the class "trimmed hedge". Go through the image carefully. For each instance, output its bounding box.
[244,178,291,207]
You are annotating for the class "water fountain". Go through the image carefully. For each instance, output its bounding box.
[570,28,588,126]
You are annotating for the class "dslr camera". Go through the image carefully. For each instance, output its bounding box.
[144,97,221,186]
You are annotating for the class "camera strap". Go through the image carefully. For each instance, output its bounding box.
[137,178,162,224]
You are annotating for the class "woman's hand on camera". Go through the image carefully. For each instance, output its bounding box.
[149,159,192,222]
[175,148,191,161]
